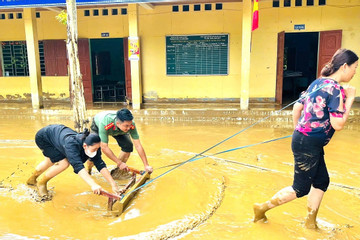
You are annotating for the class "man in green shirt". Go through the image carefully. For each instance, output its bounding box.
[87,109,153,177]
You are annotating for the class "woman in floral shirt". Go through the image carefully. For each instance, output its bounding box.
[253,49,358,229]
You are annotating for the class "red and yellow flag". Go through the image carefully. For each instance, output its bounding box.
[252,0,259,31]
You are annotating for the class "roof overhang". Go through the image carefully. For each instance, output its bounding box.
[0,0,241,9]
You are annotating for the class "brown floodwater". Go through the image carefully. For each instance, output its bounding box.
[0,106,359,240]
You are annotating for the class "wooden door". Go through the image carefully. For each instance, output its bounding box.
[0,54,2,76]
[123,37,132,101]
[78,39,93,103]
[43,40,67,76]
[275,31,285,104]
[317,30,342,77]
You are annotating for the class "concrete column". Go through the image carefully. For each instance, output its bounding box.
[240,0,252,110]
[23,8,43,109]
[128,4,142,110]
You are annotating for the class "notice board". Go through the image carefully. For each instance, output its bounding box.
[166,34,229,76]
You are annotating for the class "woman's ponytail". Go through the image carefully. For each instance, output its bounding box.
[320,49,358,77]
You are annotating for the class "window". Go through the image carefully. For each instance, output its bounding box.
[194,4,201,11]
[273,0,280,7]
[36,12,40,18]
[112,9,118,15]
[284,0,291,7]
[216,3,223,10]
[16,13,22,19]
[102,9,108,16]
[1,41,45,77]
[93,9,99,16]
[121,8,127,15]
[295,0,302,6]
[307,0,314,6]
[319,0,326,5]
[172,5,179,12]
[84,10,90,16]
[205,4,212,10]
[183,5,189,12]
[8,13,14,19]
[0,14,5,20]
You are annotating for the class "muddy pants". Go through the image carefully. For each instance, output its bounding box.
[291,130,329,198]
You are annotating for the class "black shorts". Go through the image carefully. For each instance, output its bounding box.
[113,134,133,153]
[291,131,330,198]
[90,118,99,133]
[35,128,66,163]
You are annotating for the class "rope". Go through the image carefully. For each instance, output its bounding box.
[120,83,330,199]
[121,135,292,199]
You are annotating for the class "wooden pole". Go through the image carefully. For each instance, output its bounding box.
[66,0,88,132]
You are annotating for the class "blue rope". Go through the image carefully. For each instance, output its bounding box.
[121,134,292,199]
[120,83,330,199]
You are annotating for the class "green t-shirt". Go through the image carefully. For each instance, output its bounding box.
[93,111,139,143]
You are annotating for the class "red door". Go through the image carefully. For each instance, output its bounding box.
[317,30,342,77]
[123,37,132,102]
[78,39,93,103]
[275,31,285,104]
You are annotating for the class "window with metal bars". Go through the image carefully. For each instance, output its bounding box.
[1,41,45,76]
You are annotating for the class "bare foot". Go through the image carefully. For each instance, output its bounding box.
[305,217,318,229]
[253,203,268,222]
[26,176,37,186]
[305,208,319,229]
[37,182,49,197]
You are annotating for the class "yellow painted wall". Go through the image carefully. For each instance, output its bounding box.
[140,0,360,101]
[0,1,360,101]
[250,0,360,98]
[140,3,243,100]
[0,7,128,100]
[0,76,69,100]
[0,9,128,40]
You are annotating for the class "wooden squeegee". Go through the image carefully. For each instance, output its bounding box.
[100,170,151,217]
[114,171,150,216]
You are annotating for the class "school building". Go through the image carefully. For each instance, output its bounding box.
[0,0,359,109]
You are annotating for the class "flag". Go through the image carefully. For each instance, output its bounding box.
[252,0,259,31]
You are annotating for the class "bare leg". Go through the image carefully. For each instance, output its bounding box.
[27,157,53,185]
[118,151,130,163]
[305,187,324,229]
[37,159,70,197]
[254,186,297,222]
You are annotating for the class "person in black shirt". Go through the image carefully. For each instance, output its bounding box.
[27,124,120,198]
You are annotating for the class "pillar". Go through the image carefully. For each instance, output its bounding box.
[128,4,142,110]
[240,0,252,110]
[24,8,43,109]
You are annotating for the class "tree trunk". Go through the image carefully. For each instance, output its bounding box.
[66,0,88,132]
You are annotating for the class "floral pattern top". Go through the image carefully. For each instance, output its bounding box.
[296,78,346,145]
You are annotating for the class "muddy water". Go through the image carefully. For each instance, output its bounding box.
[0,109,360,240]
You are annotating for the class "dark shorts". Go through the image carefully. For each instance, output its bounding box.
[90,118,133,153]
[113,134,133,153]
[291,131,330,198]
[35,128,66,163]
[90,119,99,133]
